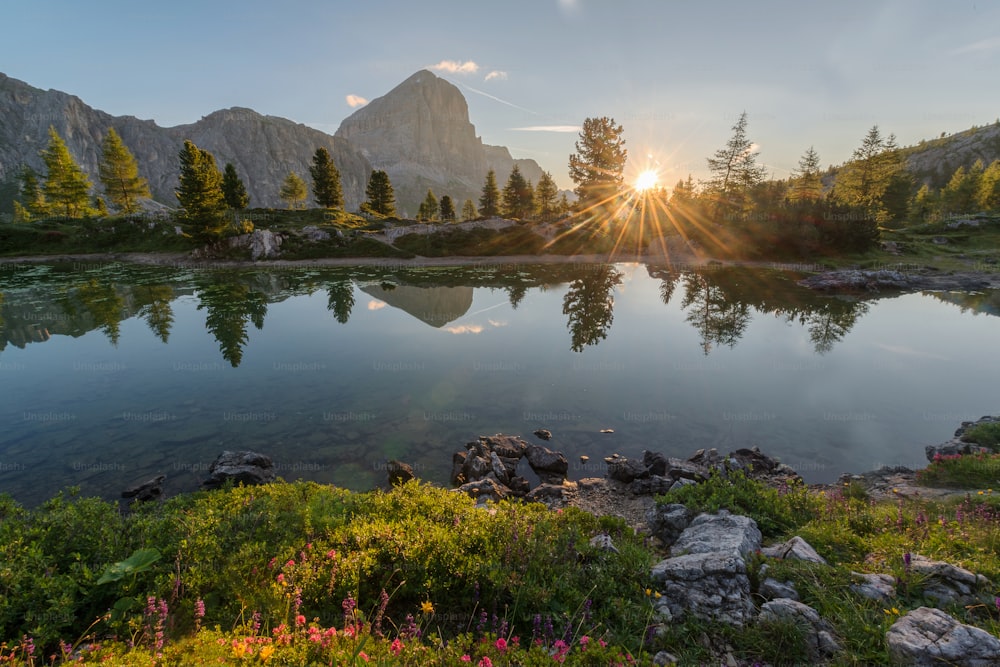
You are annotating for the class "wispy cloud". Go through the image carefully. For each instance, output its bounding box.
[510,125,582,133]
[444,324,484,335]
[367,300,386,311]
[951,37,1000,55]
[429,59,479,74]
[346,94,368,108]
[484,70,508,82]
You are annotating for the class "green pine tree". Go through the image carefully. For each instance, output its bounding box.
[568,116,628,211]
[479,169,501,218]
[309,147,343,208]
[221,163,250,209]
[98,128,150,214]
[833,125,902,219]
[501,165,534,219]
[363,170,396,217]
[176,139,227,239]
[41,126,92,218]
[280,172,308,210]
[439,195,456,221]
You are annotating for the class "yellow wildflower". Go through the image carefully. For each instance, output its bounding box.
[260,645,274,662]
[421,600,435,614]
[232,642,247,658]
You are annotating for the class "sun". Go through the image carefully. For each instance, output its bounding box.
[634,169,659,192]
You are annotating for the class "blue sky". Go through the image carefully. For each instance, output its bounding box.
[3,0,998,190]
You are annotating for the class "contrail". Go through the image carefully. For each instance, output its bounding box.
[457,82,539,115]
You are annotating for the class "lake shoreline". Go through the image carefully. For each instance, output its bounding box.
[4,249,1000,292]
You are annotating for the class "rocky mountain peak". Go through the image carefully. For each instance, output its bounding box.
[336,70,544,214]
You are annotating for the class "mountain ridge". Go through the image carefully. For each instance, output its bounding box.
[0,70,546,217]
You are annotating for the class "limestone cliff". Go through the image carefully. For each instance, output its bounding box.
[336,70,545,215]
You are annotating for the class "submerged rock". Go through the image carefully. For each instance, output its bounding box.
[122,475,165,503]
[202,450,275,489]
[386,459,414,486]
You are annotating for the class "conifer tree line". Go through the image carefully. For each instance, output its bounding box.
[13,120,1000,239]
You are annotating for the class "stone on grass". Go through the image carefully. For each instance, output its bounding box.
[886,607,1000,666]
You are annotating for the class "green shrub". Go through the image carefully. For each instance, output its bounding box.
[659,470,822,539]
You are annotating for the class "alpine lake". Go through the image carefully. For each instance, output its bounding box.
[1,259,998,507]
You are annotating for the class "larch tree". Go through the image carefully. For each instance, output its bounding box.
[568,116,627,211]
[534,171,560,219]
[479,169,501,218]
[790,146,823,202]
[16,166,48,218]
[280,172,308,210]
[833,125,903,219]
[704,111,766,216]
[363,169,396,217]
[98,128,150,214]
[417,189,438,221]
[176,140,227,239]
[461,198,477,221]
[309,147,343,208]
[221,163,250,209]
[978,160,1000,210]
[41,126,92,218]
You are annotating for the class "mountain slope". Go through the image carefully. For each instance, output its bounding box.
[0,72,370,211]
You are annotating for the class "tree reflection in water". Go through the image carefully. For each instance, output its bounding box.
[562,265,623,352]
[196,277,268,367]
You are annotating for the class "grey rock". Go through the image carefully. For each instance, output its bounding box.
[668,477,698,492]
[798,269,915,292]
[630,475,675,496]
[651,551,755,626]
[203,450,275,489]
[489,451,510,485]
[476,434,527,460]
[301,225,331,242]
[461,454,490,484]
[886,607,1000,666]
[532,428,552,441]
[386,459,414,486]
[589,533,619,554]
[649,512,762,627]
[909,554,991,606]
[759,577,799,601]
[758,598,842,660]
[670,511,762,559]
[850,572,897,602]
[455,477,509,504]
[604,454,648,483]
[450,451,468,485]
[944,218,981,229]
[646,503,693,547]
[652,651,679,666]
[525,482,567,505]
[761,536,827,564]
[642,450,669,476]
[525,443,568,483]
[927,415,1000,461]
[122,475,165,502]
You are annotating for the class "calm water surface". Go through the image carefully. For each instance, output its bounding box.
[1,261,998,505]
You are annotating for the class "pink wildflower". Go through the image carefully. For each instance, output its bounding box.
[494,637,508,653]
[390,638,404,655]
